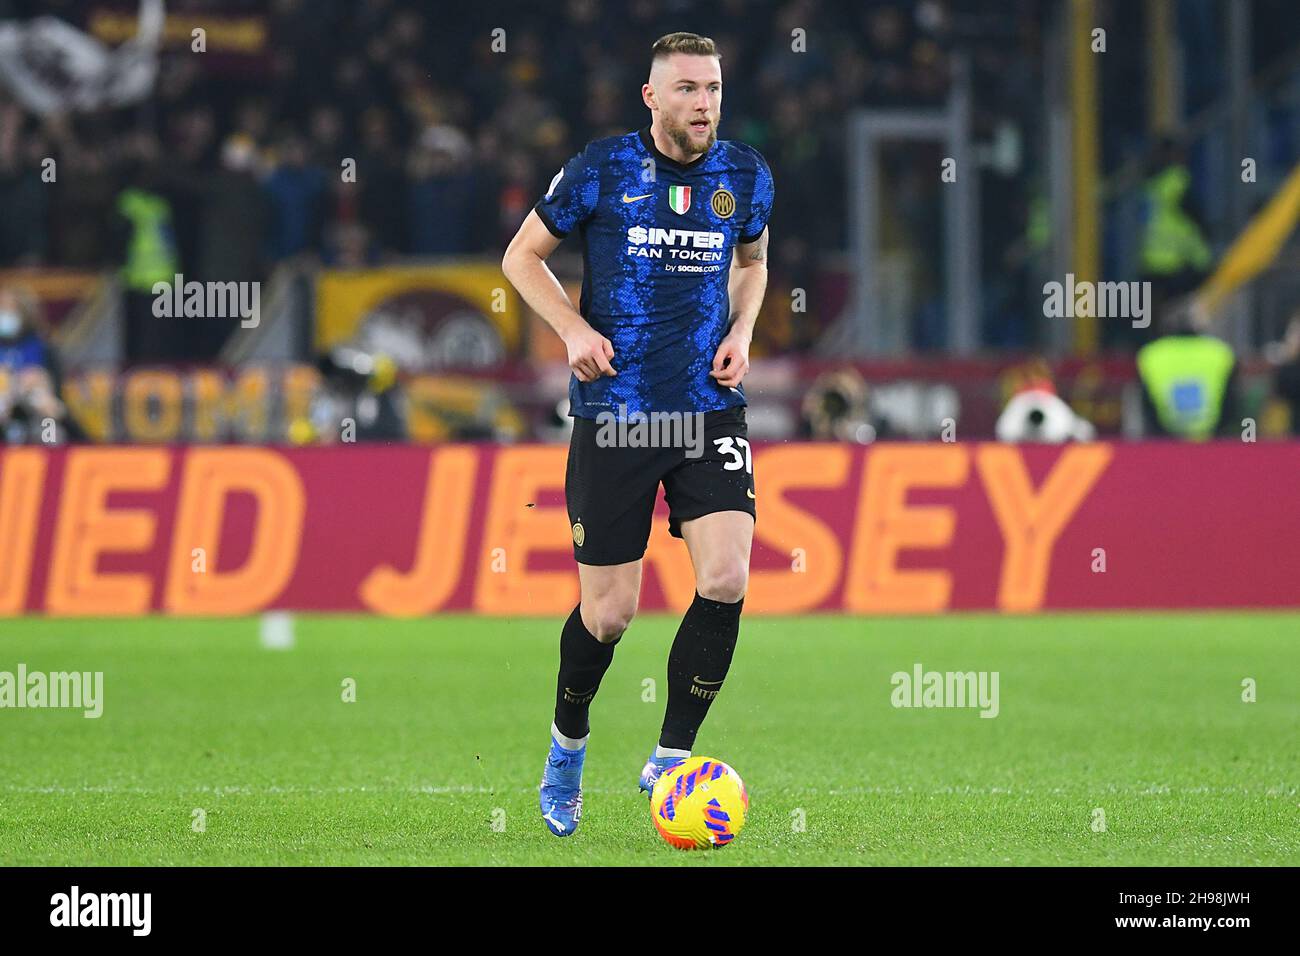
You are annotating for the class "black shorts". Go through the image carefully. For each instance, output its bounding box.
[566,407,756,566]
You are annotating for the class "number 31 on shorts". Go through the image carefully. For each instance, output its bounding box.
[713,436,753,473]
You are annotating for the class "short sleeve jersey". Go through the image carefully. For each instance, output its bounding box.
[534,126,774,417]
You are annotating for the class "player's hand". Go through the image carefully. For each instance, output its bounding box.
[710,328,751,388]
[563,323,617,382]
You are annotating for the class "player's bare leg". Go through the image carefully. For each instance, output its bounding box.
[576,560,642,640]
[679,510,754,604]
[539,559,641,836]
[640,510,753,795]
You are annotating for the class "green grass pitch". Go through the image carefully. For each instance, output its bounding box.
[1,613,1296,866]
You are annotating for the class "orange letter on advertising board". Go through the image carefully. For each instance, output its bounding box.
[360,447,478,615]
[164,448,305,615]
[844,445,969,613]
[747,445,850,613]
[60,370,115,441]
[473,446,576,615]
[976,444,1113,611]
[0,449,47,614]
[191,367,270,441]
[45,448,171,615]
[123,370,184,442]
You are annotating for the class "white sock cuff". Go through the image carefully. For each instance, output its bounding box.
[655,745,691,759]
[551,722,589,751]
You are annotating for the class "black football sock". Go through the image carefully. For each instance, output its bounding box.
[659,592,744,751]
[553,604,619,741]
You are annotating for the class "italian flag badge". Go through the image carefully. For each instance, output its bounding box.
[668,185,691,214]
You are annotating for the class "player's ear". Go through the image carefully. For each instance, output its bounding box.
[642,81,657,111]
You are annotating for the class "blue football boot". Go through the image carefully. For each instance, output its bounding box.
[539,736,585,837]
[638,751,687,798]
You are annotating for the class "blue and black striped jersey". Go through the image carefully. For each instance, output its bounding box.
[535,126,774,418]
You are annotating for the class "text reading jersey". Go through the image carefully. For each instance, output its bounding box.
[535,127,774,418]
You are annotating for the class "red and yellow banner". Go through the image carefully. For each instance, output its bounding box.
[2,443,1298,617]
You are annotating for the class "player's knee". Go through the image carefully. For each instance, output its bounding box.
[696,564,748,604]
[583,600,637,642]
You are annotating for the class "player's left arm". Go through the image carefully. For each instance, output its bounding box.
[711,227,768,388]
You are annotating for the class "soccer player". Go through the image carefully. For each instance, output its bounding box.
[502,32,773,837]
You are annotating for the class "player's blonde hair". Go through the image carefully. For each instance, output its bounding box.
[650,32,721,64]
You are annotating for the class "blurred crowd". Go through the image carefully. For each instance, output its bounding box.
[2,0,1299,443]
[0,0,1050,359]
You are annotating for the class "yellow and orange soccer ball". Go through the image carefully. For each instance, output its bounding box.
[649,756,749,849]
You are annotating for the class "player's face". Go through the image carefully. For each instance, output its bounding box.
[653,54,722,156]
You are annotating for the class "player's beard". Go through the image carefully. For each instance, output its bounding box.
[664,113,717,157]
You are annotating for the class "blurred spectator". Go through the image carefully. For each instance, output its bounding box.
[0,286,52,375]
[0,103,48,265]
[1137,308,1238,440]
[356,108,408,254]
[407,125,476,255]
[0,285,78,443]
[199,136,270,284]
[1132,140,1213,350]
[1268,313,1300,435]
[189,134,271,357]
[308,105,346,167]
[263,132,326,261]
[114,148,181,361]
[323,221,380,268]
[45,113,118,268]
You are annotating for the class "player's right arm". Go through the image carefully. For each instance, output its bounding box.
[501,214,616,383]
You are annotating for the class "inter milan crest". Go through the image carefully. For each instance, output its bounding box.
[667,185,691,214]
[710,187,736,218]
